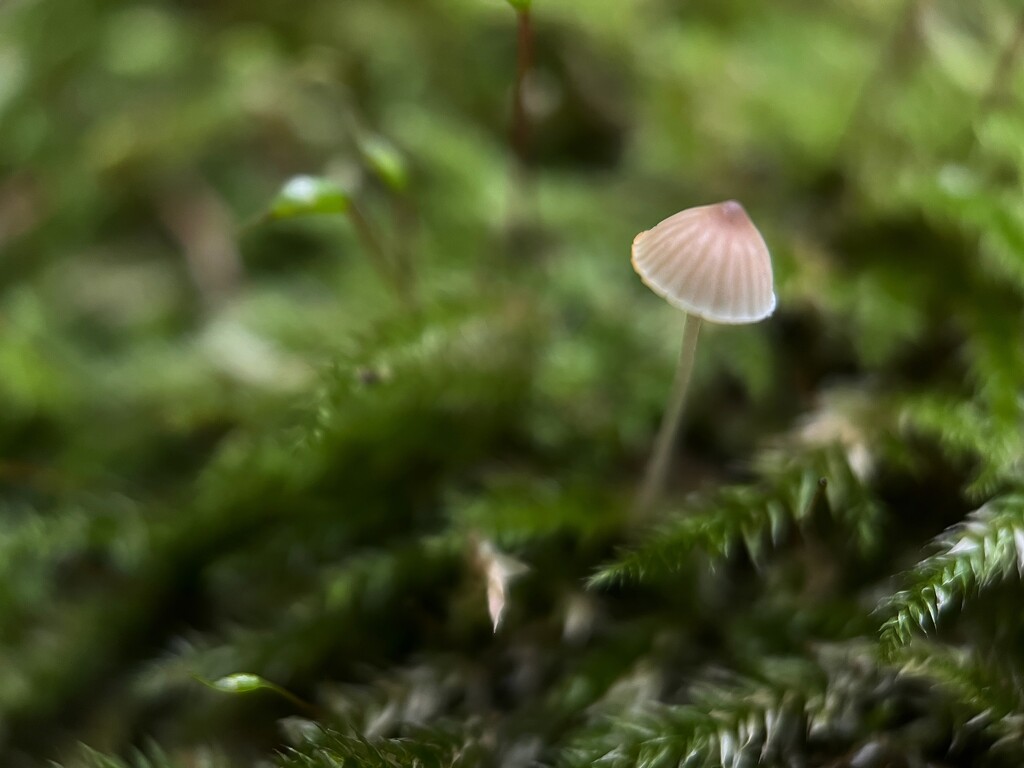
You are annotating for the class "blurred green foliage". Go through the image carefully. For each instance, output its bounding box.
[1,0,1024,765]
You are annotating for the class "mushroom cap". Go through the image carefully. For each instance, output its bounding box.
[631,200,776,324]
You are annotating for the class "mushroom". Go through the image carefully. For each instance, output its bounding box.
[631,200,775,512]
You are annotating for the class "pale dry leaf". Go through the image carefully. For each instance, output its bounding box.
[476,539,528,632]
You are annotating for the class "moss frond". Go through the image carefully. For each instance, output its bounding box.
[589,447,880,589]
[276,726,482,768]
[879,494,1024,654]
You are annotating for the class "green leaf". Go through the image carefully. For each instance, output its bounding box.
[360,136,409,192]
[208,672,273,694]
[197,673,315,712]
[268,175,351,219]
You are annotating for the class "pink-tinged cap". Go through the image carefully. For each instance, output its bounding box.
[631,200,776,324]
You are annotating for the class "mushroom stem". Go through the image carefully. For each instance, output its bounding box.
[636,313,703,515]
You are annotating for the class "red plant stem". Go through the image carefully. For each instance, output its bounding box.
[511,7,533,167]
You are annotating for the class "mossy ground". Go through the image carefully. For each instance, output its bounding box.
[1,1,1024,766]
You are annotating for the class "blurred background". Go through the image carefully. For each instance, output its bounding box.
[2,0,1024,765]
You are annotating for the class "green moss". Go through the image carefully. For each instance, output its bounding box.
[1,1,1023,766]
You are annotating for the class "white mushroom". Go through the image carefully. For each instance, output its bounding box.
[632,200,776,512]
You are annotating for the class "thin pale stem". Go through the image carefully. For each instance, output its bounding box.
[635,314,703,516]
[264,682,322,717]
[834,0,925,159]
[976,7,1024,124]
[348,203,415,307]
